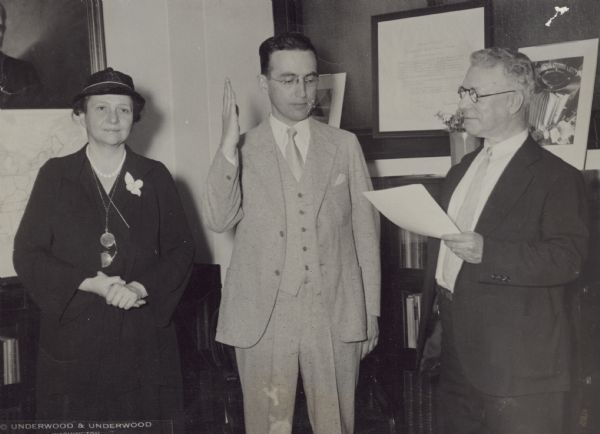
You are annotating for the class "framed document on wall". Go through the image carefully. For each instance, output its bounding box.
[372,0,492,138]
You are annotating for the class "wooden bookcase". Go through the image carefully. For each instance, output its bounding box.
[370,175,443,434]
[0,277,37,422]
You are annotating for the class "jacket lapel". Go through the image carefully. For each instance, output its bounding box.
[244,120,286,219]
[307,119,337,215]
[63,145,103,220]
[442,148,480,211]
[474,136,541,235]
[114,147,150,222]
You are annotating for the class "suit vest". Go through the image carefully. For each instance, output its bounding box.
[275,142,322,296]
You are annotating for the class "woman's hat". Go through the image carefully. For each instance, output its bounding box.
[73,67,146,108]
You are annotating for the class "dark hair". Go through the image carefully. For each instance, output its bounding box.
[259,32,317,75]
[72,95,144,123]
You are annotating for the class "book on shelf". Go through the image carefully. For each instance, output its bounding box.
[404,292,421,349]
[0,336,20,385]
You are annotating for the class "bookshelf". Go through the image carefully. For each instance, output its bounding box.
[371,175,443,434]
[0,278,37,422]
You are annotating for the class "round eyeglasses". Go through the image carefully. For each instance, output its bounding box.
[458,86,516,103]
[269,74,319,89]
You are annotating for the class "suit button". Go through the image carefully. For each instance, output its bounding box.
[226,175,232,180]
[301,227,306,232]
[298,193,303,198]
[303,246,308,251]
[279,231,284,237]
[299,210,305,215]
[305,265,309,270]
[274,270,280,276]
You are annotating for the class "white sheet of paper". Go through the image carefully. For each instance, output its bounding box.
[364,184,458,238]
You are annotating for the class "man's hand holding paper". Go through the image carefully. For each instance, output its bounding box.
[441,231,483,264]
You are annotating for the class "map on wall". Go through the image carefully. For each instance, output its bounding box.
[0,110,86,278]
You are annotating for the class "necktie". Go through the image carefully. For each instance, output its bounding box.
[285,128,304,181]
[442,146,492,291]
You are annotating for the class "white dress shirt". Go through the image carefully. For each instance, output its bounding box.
[223,114,311,166]
[435,129,529,291]
[269,114,310,162]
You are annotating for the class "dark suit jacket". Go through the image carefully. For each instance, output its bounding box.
[0,52,42,108]
[418,136,589,396]
[13,146,194,402]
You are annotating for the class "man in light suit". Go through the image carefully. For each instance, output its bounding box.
[418,48,589,434]
[202,33,380,434]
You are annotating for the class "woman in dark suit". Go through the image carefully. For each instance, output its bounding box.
[13,68,194,430]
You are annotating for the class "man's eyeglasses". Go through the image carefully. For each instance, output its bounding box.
[269,74,319,89]
[458,86,516,103]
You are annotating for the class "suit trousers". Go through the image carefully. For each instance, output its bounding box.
[437,294,565,434]
[235,284,361,434]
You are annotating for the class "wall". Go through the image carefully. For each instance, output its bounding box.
[103,0,273,268]
[301,0,600,175]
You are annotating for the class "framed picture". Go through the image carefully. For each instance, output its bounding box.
[372,0,491,138]
[0,0,105,109]
[311,73,346,128]
[520,38,599,170]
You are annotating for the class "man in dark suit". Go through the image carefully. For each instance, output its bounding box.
[0,1,42,108]
[418,48,589,434]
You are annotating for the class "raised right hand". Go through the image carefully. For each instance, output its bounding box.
[220,78,240,161]
[79,271,125,297]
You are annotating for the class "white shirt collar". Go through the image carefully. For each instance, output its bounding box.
[484,129,528,160]
[269,114,311,155]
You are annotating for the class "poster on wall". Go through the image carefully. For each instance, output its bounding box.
[520,38,599,170]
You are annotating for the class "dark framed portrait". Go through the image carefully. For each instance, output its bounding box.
[0,0,105,109]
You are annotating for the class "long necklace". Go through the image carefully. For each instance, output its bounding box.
[91,168,120,268]
[86,145,127,178]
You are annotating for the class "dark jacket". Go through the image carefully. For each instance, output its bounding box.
[418,136,589,396]
[13,146,194,408]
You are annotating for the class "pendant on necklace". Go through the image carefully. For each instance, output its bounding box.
[100,251,114,268]
[100,231,116,248]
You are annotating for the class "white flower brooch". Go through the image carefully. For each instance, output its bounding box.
[125,172,143,196]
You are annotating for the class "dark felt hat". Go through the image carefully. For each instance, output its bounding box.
[73,67,146,108]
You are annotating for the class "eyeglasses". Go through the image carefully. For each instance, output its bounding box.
[269,74,319,89]
[458,86,516,103]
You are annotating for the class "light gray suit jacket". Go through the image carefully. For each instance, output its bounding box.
[202,118,380,348]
